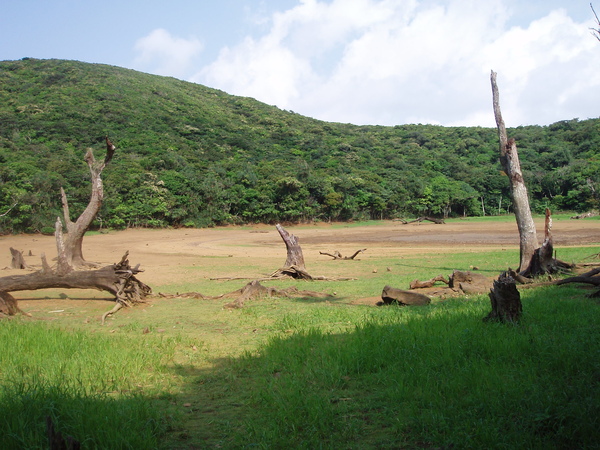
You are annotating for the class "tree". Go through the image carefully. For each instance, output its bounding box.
[59,136,115,268]
[591,3,600,41]
[0,138,151,321]
[491,71,538,273]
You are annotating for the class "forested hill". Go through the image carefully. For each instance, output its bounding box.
[0,58,598,233]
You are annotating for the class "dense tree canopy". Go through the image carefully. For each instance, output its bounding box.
[0,59,598,233]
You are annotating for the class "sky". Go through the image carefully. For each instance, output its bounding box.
[2,0,599,127]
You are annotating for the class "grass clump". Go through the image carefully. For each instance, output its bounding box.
[0,320,178,449]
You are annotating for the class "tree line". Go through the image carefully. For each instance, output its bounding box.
[0,59,598,233]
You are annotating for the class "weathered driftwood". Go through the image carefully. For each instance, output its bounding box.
[404,270,493,300]
[59,137,115,269]
[571,211,598,219]
[9,247,28,269]
[448,270,493,295]
[396,216,445,225]
[0,252,151,323]
[409,275,448,289]
[519,208,572,277]
[269,224,354,281]
[223,280,334,309]
[319,248,366,260]
[555,267,600,297]
[484,272,522,323]
[270,223,312,279]
[158,280,334,309]
[378,285,431,306]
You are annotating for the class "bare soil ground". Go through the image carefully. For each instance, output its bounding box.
[1,218,599,313]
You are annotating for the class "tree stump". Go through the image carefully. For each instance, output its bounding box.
[271,224,313,279]
[484,272,522,323]
[9,247,28,269]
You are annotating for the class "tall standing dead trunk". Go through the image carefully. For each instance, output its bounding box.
[60,137,115,268]
[491,71,538,273]
[271,224,312,279]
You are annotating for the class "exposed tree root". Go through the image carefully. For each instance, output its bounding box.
[319,249,367,260]
[409,275,448,289]
[159,280,334,309]
[101,302,124,325]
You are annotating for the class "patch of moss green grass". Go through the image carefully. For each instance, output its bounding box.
[0,320,180,449]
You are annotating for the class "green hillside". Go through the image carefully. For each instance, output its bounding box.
[0,58,598,233]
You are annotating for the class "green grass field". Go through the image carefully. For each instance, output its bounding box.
[1,223,599,449]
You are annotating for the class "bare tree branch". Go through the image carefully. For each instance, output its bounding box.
[591,3,600,41]
[0,202,18,217]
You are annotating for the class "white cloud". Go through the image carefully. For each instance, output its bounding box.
[191,0,599,126]
[133,29,203,78]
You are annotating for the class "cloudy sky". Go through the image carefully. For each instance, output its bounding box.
[2,0,599,127]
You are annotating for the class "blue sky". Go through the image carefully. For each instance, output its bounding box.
[2,0,599,127]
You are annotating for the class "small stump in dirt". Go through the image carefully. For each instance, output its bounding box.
[484,272,522,323]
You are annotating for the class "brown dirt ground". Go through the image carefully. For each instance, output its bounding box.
[1,218,599,311]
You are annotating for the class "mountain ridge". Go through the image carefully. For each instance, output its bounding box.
[0,58,598,232]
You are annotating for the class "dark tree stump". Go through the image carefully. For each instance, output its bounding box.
[379,285,431,306]
[9,247,28,269]
[484,272,522,323]
[46,416,80,450]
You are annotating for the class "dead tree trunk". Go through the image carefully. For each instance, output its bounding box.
[271,224,312,279]
[60,137,115,268]
[491,71,538,273]
[0,252,151,321]
[484,272,522,323]
[9,247,28,269]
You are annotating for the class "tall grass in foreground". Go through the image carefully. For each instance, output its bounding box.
[234,287,600,448]
[0,321,178,449]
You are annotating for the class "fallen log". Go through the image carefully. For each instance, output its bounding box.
[555,267,600,296]
[379,285,431,306]
[0,252,151,322]
[397,216,445,225]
